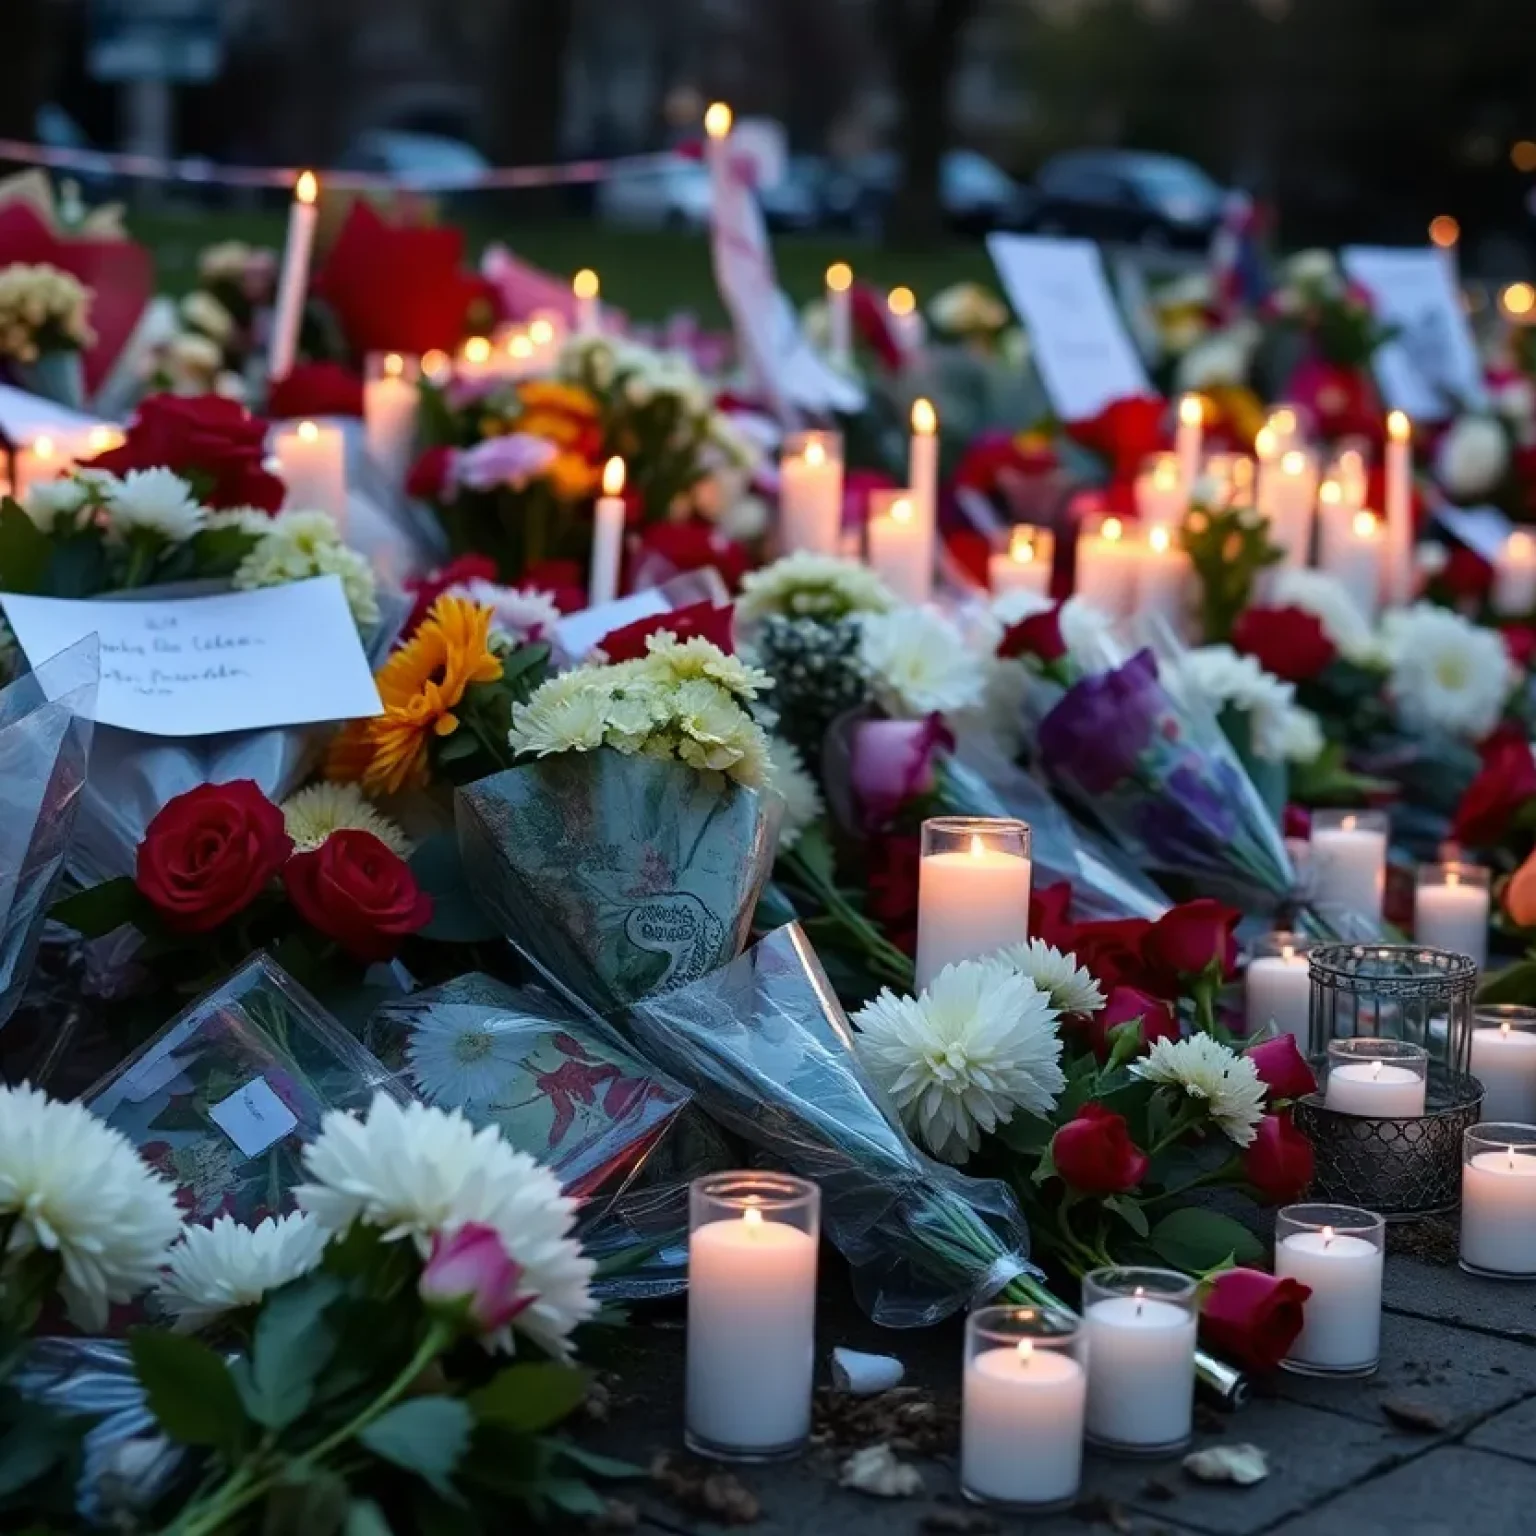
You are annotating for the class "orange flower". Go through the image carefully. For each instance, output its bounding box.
[516,380,599,419]
[515,379,603,459]
[327,597,503,795]
[545,450,602,501]
[1505,847,1536,929]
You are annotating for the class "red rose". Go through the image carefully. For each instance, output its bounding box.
[1441,544,1495,602]
[1089,985,1179,1060]
[1283,803,1312,840]
[267,361,365,420]
[1051,1103,1150,1194]
[87,394,285,512]
[406,445,458,504]
[1245,1112,1315,1204]
[631,521,752,592]
[1029,881,1078,952]
[600,600,735,661]
[403,553,499,636]
[999,604,1067,665]
[136,780,293,934]
[1231,605,1337,683]
[283,830,434,962]
[1503,625,1536,669]
[1067,394,1168,478]
[1452,731,1536,847]
[1246,1036,1317,1101]
[1200,1267,1312,1373]
[849,281,903,371]
[1144,899,1241,989]
[522,558,588,614]
[1070,917,1154,994]
[866,833,921,957]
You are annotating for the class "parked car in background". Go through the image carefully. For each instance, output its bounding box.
[1025,150,1225,248]
[821,149,1028,236]
[335,130,490,189]
[598,152,821,232]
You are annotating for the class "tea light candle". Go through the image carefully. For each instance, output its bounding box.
[1075,515,1139,617]
[1135,452,1186,525]
[778,430,843,556]
[573,269,601,336]
[1136,523,1192,632]
[826,262,854,370]
[590,456,626,607]
[1469,1010,1536,1124]
[11,433,63,501]
[1310,809,1387,925]
[686,1174,820,1459]
[267,169,319,382]
[908,397,939,578]
[915,817,1032,991]
[1324,1040,1428,1118]
[866,489,930,604]
[1323,509,1383,622]
[1461,1126,1536,1276]
[1259,448,1318,567]
[1274,1206,1384,1375]
[1414,862,1489,972]
[1494,530,1536,616]
[1383,411,1413,608]
[1175,394,1204,490]
[962,1310,1085,1510]
[364,351,421,484]
[1082,1269,1197,1454]
[989,527,1053,600]
[1245,934,1312,1047]
[273,419,347,524]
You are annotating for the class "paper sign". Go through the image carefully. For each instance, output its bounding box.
[1437,504,1512,562]
[987,234,1152,421]
[0,576,382,737]
[209,1077,299,1158]
[1341,246,1485,421]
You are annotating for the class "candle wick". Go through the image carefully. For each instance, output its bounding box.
[1133,1286,1145,1316]
[1503,1022,1513,1039]
[1016,1340,1034,1364]
[1322,1225,1334,1249]
[1370,1061,1382,1081]
[742,1203,764,1230]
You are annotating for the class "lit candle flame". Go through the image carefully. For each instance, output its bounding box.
[826,261,853,293]
[742,1204,763,1229]
[1281,449,1307,476]
[1009,528,1034,564]
[573,268,599,301]
[295,170,318,205]
[1342,814,1357,831]
[1510,1145,1519,1170]
[704,101,734,140]
[421,348,449,378]
[1388,410,1411,443]
[1503,1021,1513,1039]
[1153,457,1180,490]
[1319,479,1342,507]
[1254,426,1276,459]
[1370,1060,1383,1081]
[1179,394,1203,427]
[1103,516,1123,543]
[1511,531,1535,558]
[32,435,54,459]
[891,496,913,525]
[1352,510,1378,539]
[86,426,122,453]
[1149,525,1171,554]
[529,318,555,346]
[383,352,404,378]
[911,396,936,435]
[889,286,917,318]
[1447,867,1460,888]
[1272,408,1298,436]
[602,456,626,498]
[1016,1340,1034,1365]
[970,834,986,858]
[463,336,491,365]
[509,334,534,359]
[1322,1225,1335,1248]
[297,420,319,443]
[804,439,826,468]
[1134,1286,1145,1315]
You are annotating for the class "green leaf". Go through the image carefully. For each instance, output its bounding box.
[128,1328,248,1456]
[1031,1142,1059,1186]
[344,1501,393,1536]
[541,1478,608,1518]
[238,1274,342,1431]
[261,1467,350,1536]
[408,833,499,944]
[1105,1018,1146,1072]
[550,1441,642,1480]
[469,1363,588,1434]
[358,1397,472,1501]
[1148,1208,1264,1273]
[48,876,148,939]
[992,1111,1055,1155]
[1478,958,1536,1007]
[0,499,51,593]
[0,1410,79,1501]
[1103,1194,1150,1238]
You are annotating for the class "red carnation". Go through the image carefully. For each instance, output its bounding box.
[1244,1112,1315,1204]
[849,281,903,371]
[406,445,458,504]
[283,829,433,963]
[1232,605,1337,683]
[403,553,498,636]
[1201,1267,1312,1373]
[1067,394,1168,478]
[522,558,588,613]
[1441,544,1495,603]
[632,521,751,592]
[600,600,735,661]
[999,604,1067,665]
[1051,1103,1150,1194]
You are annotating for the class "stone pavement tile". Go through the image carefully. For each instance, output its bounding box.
[1464,1393,1536,1463]
[1265,1309,1536,1432]
[1265,1446,1536,1535]
[1383,1255,1536,1344]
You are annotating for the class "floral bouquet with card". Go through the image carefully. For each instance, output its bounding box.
[0,261,95,406]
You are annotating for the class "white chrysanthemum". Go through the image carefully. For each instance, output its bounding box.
[1284,248,1341,290]
[999,938,1106,1017]
[737,552,897,624]
[1174,320,1260,392]
[928,282,1009,334]
[717,492,771,543]
[508,672,618,757]
[21,475,90,530]
[105,467,205,544]
[180,290,234,343]
[156,1213,328,1331]
[853,960,1066,1164]
[406,1009,529,1107]
[766,735,823,853]
[1132,1035,1267,1147]
[202,506,273,537]
[1169,644,1313,764]
[444,578,561,645]
[1435,414,1509,501]
[233,510,379,627]
[1379,603,1514,742]
[1268,567,1379,664]
[295,1094,597,1358]
[1274,705,1325,765]
[859,607,986,719]
[0,1083,183,1330]
[640,633,771,700]
[281,782,409,856]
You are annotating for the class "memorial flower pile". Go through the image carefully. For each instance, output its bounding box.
[0,261,94,364]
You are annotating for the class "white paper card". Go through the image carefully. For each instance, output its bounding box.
[1341,246,1486,420]
[209,1077,298,1158]
[987,233,1152,421]
[554,589,669,660]
[0,577,382,737]
[1437,504,1512,562]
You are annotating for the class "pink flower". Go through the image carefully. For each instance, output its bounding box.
[418,1223,532,1335]
[850,715,954,830]
[454,433,559,492]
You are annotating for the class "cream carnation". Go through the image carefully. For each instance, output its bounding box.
[22,475,90,530]
[1379,603,1514,742]
[1133,1035,1267,1147]
[281,782,409,855]
[105,468,206,543]
[234,510,380,627]
[859,607,986,719]
[156,1213,328,1331]
[738,553,897,624]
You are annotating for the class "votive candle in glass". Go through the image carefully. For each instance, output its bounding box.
[1322,509,1383,622]
[364,351,421,484]
[1494,529,1536,617]
[1461,1123,1536,1277]
[865,488,930,604]
[686,1172,820,1461]
[961,1306,1085,1511]
[1324,1038,1428,1117]
[1414,862,1489,972]
[272,418,348,525]
[1074,513,1139,617]
[1136,522,1193,634]
[1245,933,1313,1048]
[989,526,1053,600]
[1470,1008,1536,1125]
[915,817,1032,991]
[1274,1204,1385,1376]
[778,429,843,556]
[1310,809,1388,927]
[1135,451,1186,525]
[1082,1267,1198,1456]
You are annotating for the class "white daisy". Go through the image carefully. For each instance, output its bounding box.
[1379,603,1514,743]
[737,552,897,624]
[406,1009,529,1106]
[859,607,986,719]
[1132,1035,1267,1147]
[105,467,205,544]
[853,960,1066,1165]
[280,782,409,856]
[1268,567,1380,665]
[999,938,1106,1016]
[0,1083,183,1330]
[295,1094,596,1358]
[155,1213,328,1332]
[766,735,824,853]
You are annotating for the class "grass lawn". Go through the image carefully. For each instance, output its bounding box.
[131,206,999,323]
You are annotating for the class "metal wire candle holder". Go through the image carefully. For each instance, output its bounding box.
[1298,945,1481,1218]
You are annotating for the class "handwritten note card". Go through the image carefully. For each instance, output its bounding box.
[210,1077,299,1158]
[1341,246,1485,420]
[987,234,1152,421]
[0,576,382,737]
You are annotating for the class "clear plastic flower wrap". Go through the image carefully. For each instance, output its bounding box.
[0,633,97,1028]
[456,751,777,1016]
[85,952,405,1225]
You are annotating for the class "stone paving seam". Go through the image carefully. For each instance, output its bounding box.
[1380,1302,1536,1347]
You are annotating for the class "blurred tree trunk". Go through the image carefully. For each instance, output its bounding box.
[0,0,55,141]
[878,0,981,245]
[483,0,576,215]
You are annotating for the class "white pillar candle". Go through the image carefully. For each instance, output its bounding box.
[908,397,939,582]
[1257,406,1303,461]
[1315,478,1354,573]
[1494,530,1536,616]
[573,269,601,337]
[1325,508,1383,620]
[1330,447,1369,512]
[590,456,626,607]
[1469,1019,1536,1123]
[915,820,1032,992]
[1384,411,1413,608]
[1136,524,1192,633]
[1414,865,1489,971]
[272,419,348,525]
[1325,1061,1427,1117]
[1310,812,1387,924]
[1135,453,1186,525]
[989,527,1052,600]
[826,261,853,370]
[1259,448,1319,567]
[267,170,319,383]
[1461,1141,1536,1275]
[1074,516,1139,617]
[1082,1293,1197,1451]
[364,352,421,484]
[686,1204,818,1455]
[778,431,843,556]
[1175,394,1204,492]
[1274,1224,1384,1373]
[888,286,924,361]
[962,1343,1085,1508]
[866,489,930,604]
[1245,939,1312,1048]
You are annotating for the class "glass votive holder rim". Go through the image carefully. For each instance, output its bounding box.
[365,350,422,382]
[1311,807,1389,835]
[1465,1122,1536,1157]
[1253,930,1314,961]
[1082,1265,1197,1308]
[1416,861,1490,891]
[1326,1038,1430,1077]
[919,815,1031,859]
[1276,1202,1386,1245]
[689,1171,820,1222]
[1474,1005,1536,1034]
[782,427,844,463]
[1307,941,1478,994]
[966,1304,1081,1352]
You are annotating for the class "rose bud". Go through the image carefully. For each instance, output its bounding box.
[1244,1113,1316,1205]
[1089,985,1179,1060]
[1200,1266,1312,1373]
[1051,1103,1150,1194]
[1246,1035,1317,1102]
[419,1223,530,1335]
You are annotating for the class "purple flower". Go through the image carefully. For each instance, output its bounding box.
[1038,649,1162,795]
[850,715,954,829]
[454,432,559,492]
[1133,758,1240,869]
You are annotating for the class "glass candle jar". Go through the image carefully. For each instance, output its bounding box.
[1274,1204,1385,1376]
[778,429,844,556]
[1414,862,1490,972]
[1245,932,1313,1047]
[1309,809,1389,928]
[1461,1124,1536,1277]
[1470,1007,1536,1125]
[988,525,1054,601]
[1324,1039,1429,1118]
[915,817,1032,991]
